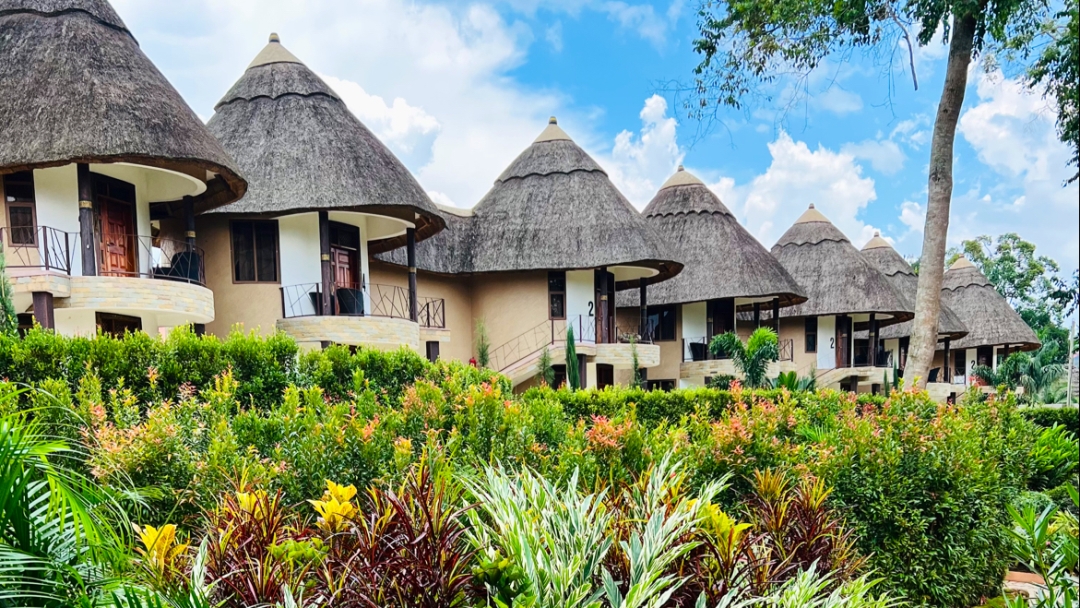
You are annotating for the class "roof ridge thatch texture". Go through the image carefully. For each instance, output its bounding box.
[860,235,968,340]
[618,167,807,308]
[378,119,681,289]
[206,36,444,252]
[941,258,1039,351]
[0,0,246,211]
[771,206,913,322]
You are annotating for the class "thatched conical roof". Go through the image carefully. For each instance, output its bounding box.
[618,166,806,309]
[206,34,444,252]
[860,233,967,341]
[0,0,246,211]
[771,205,913,324]
[941,257,1039,351]
[378,118,681,289]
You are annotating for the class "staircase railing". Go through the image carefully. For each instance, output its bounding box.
[488,315,597,372]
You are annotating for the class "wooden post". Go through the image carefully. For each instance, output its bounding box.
[869,313,878,367]
[598,267,609,343]
[77,163,96,276]
[318,211,332,316]
[183,196,196,251]
[32,292,54,330]
[753,302,761,328]
[407,228,418,323]
[639,282,648,340]
[771,297,780,334]
[943,337,952,383]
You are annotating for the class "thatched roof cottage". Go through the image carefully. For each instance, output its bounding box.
[375,117,682,388]
[616,166,807,387]
[196,34,445,352]
[770,205,913,390]
[0,0,246,337]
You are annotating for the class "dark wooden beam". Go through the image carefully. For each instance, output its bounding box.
[32,292,54,330]
[407,227,418,322]
[639,282,648,339]
[184,196,196,250]
[319,211,332,316]
[77,164,96,276]
[943,337,951,383]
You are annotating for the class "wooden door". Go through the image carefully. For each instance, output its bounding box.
[100,198,135,275]
[835,315,852,368]
[331,247,358,289]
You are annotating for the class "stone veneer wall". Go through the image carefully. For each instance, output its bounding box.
[277,315,421,352]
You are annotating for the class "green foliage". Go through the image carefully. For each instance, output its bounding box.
[538,345,555,388]
[475,318,491,368]
[566,325,581,390]
[772,370,816,392]
[709,328,779,388]
[973,348,1065,402]
[1002,485,1079,607]
[1027,424,1079,491]
[1022,0,1079,184]
[0,245,16,337]
[629,336,644,389]
[0,389,142,607]
[1022,405,1080,434]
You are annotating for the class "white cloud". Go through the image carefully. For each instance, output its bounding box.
[811,86,864,115]
[954,69,1080,266]
[736,132,879,247]
[319,74,440,162]
[596,95,684,207]
[841,139,906,174]
[113,0,562,209]
[600,1,672,47]
[545,21,564,52]
[899,201,925,232]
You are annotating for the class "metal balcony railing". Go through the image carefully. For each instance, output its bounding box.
[95,233,206,286]
[0,226,74,274]
[280,281,445,329]
[0,227,205,286]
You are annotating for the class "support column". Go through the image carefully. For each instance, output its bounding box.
[1002,344,1011,364]
[771,297,780,334]
[77,163,96,276]
[407,227,418,323]
[598,267,609,343]
[183,196,196,251]
[318,211,332,316]
[943,338,952,383]
[753,302,761,328]
[639,282,648,339]
[32,292,54,330]
[869,313,878,367]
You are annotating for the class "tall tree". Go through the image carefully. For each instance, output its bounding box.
[692,0,1079,387]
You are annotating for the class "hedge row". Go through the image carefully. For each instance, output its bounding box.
[1022,405,1080,435]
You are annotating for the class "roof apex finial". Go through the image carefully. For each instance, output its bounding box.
[874,230,880,236]
[269,32,280,43]
[808,203,816,209]
[549,116,557,124]
[677,164,684,172]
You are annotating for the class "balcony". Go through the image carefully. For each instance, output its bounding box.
[1,226,206,286]
[279,282,445,329]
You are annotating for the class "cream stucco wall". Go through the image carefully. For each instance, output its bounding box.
[197,214,283,338]
[368,260,475,362]
[470,271,550,360]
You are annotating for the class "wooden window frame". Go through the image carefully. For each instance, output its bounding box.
[548,271,566,320]
[3,172,37,246]
[230,219,280,284]
[804,317,817,353]
[648,304,677,342]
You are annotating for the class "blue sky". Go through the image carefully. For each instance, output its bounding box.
[114,0,1078,272]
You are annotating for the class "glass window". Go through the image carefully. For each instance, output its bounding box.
[548,271,566,319]
[231,220,279,283]
[3,172,36,246]
[646,304,676,342]
[804,317,817,353]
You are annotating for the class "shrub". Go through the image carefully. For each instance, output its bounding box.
[1022,406,1080,435]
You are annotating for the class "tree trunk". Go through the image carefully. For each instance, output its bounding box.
[907,14,977,388]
